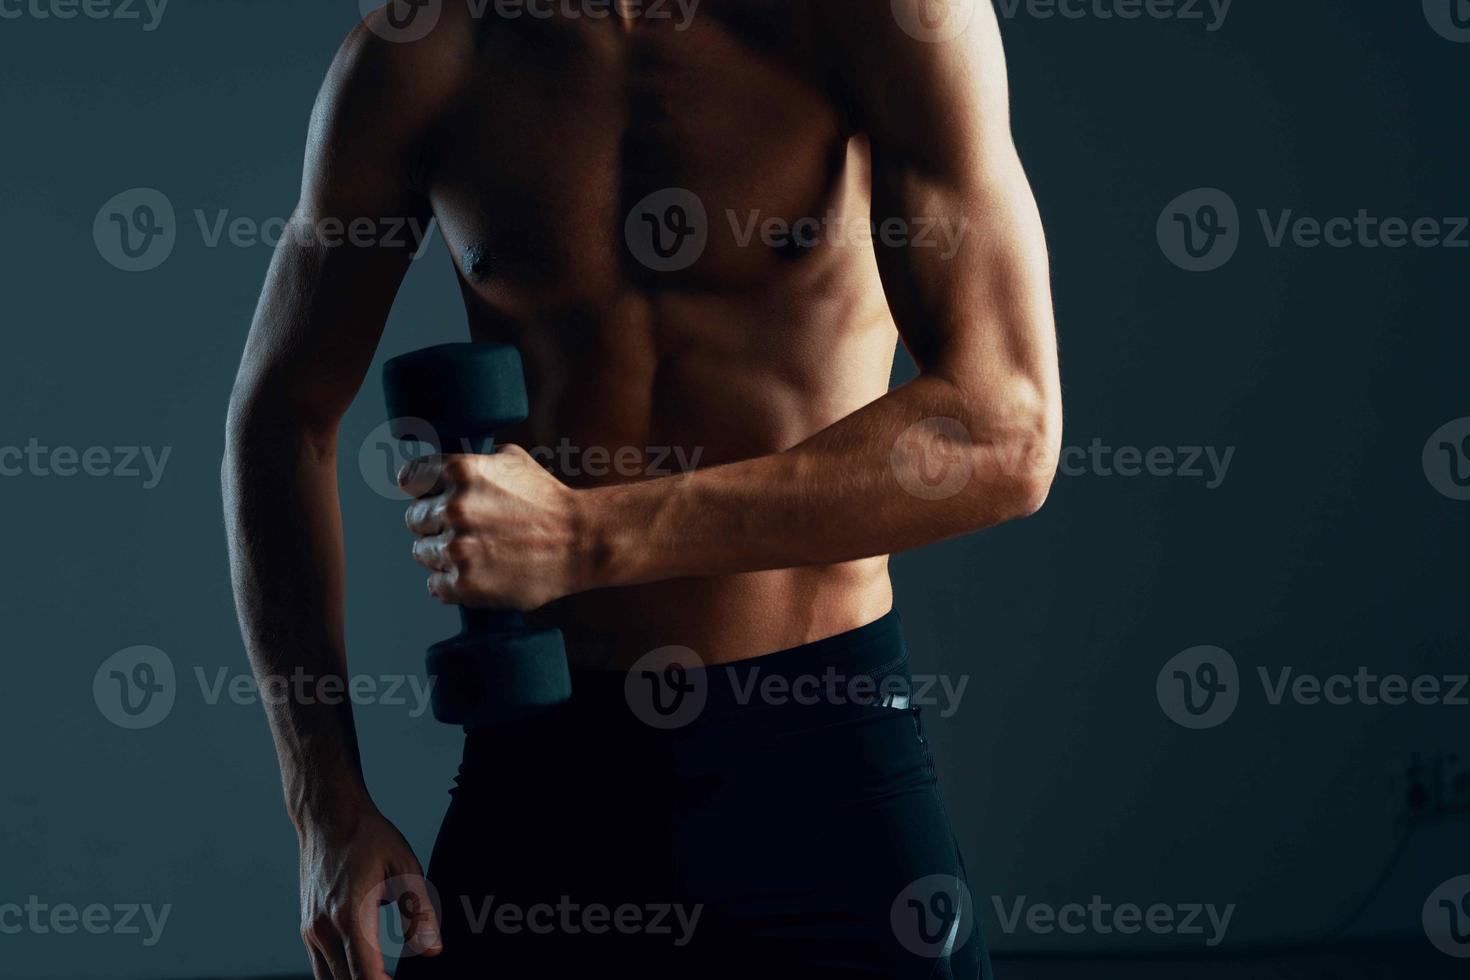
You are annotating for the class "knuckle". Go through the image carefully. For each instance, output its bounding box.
[444,537,473,563]
[441,496,470,524]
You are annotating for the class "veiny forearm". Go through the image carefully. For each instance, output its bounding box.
[223,408,369,830]
[587,370,1059,589]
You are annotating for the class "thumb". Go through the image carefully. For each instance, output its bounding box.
[388,872,443,958]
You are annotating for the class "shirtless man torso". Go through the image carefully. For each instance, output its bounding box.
[224,1,1059,977]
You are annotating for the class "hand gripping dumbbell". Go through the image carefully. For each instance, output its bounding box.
[383,342,572,727]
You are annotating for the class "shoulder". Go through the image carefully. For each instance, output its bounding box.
[299,5,479,209]
[813,0,1007,144]
[315,3,479,137]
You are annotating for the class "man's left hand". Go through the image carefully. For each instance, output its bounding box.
[399,446,592,611]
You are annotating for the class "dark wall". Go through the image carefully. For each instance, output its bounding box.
[0,2,1465,977]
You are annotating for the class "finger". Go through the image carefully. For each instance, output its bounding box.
[397,454,456,499]
[343,904,392,980]
[308,945,332,980]
[411,534,452,572]
[427,571,462,605]
[404,496,448,536]
[315,932,355,980]
[388,877,444,958]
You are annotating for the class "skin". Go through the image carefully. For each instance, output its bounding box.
[222,2,1060,977]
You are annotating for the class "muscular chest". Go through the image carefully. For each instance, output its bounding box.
[424,1,856,312]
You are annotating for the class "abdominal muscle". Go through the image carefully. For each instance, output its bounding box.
[465,265,901,668]
[549,563,895,669]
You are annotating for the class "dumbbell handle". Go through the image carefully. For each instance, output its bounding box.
[440,432,524,635]
[461,607,527,635]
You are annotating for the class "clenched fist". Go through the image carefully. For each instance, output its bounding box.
[398,446,594,611]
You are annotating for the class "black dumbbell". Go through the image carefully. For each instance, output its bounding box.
[382,342,572,727]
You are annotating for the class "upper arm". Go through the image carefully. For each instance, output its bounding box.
[230,14,465,434]
[831,1,1059,433]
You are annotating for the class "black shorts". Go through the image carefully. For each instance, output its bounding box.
[395,611,990,979]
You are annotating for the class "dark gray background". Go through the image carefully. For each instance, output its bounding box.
[1,1,1466,977]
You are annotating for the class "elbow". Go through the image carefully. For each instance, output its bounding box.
[970,391,1062,526]
[1006,464,1054,520]
[984,436,1056,524]
[223,381,338,479]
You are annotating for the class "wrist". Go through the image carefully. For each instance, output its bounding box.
[572,483,647,592]
[286,770,373,839]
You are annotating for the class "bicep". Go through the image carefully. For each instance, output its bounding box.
[852,1,1056,401]
[232,24,433,431]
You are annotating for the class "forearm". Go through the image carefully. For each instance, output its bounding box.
[585,370,1059,588]
[223,407,369,830]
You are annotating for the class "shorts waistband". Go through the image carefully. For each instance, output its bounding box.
[569,609,909,722]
